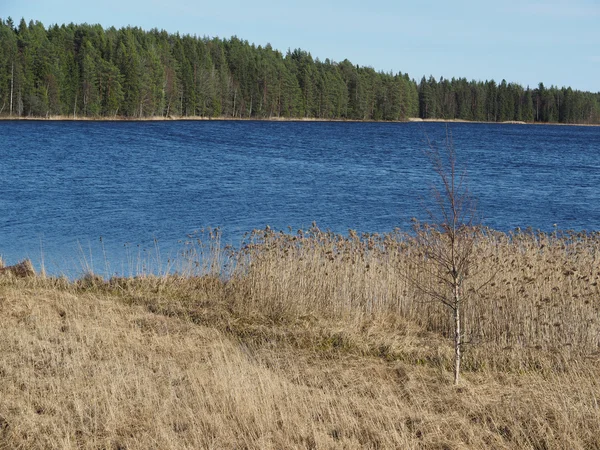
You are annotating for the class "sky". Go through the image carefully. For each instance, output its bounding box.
[2,0,599,92]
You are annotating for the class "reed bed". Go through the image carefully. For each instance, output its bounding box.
[199,225,600,372]
[0,226,599,449]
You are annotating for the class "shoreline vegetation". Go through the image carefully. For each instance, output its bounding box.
[1,225,600,448]
[1,18,599,125]
[1,114,599,127]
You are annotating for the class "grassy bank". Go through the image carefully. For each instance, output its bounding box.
[1,227,599,449]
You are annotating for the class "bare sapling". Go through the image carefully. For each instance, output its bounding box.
[412,128,479,385]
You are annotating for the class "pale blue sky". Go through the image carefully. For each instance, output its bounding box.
[2,0,599,92]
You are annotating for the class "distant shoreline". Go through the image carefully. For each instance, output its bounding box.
[0,115,598,127]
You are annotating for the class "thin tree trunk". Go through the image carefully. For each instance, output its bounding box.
[10,62,14,116]
[233,89,237,117]
[453,288,461,385]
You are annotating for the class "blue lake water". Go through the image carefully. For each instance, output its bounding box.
[1,120,599,276]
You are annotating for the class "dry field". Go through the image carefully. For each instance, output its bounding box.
[1,226,599,449]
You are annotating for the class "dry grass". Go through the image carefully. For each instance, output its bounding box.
[0,259,35,278]
[1,226,599,449]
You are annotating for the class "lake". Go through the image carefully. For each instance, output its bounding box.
[1,120,599,276]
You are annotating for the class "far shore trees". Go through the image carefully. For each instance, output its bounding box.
[0,17,598,123]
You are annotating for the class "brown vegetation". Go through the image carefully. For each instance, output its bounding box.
[0,226,599,448]
[0,258,35,278]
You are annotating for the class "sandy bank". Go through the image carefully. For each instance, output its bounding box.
[0,114,598,127]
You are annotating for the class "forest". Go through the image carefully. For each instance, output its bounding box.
[1,17,599,123]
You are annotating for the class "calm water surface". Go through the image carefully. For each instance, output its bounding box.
[1,120,599,275]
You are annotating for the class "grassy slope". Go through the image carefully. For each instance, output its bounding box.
[1,229,600,449]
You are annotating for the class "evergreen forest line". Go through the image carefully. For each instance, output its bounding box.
[1,18,599,124]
